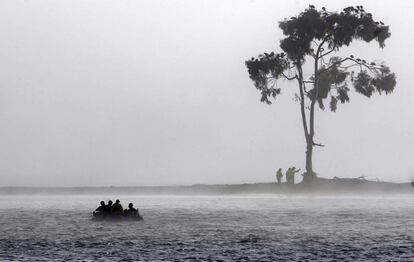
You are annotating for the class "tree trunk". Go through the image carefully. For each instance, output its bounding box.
[297,63,317,184]
[301,40,328,184]
[303,104,318,184]
[303,140,316,184]
[306,142,313,174]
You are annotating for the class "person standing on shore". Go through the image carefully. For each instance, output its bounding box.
[285,167,292,184]
[290,167,301,184]
[276,168,283,184]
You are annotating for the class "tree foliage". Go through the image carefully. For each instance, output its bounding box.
[245,5,396,111]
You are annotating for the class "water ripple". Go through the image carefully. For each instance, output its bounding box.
[0,195,413,261]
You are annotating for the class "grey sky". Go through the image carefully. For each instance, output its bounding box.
[0,0,413,186]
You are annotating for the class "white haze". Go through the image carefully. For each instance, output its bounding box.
[0,0,413,186]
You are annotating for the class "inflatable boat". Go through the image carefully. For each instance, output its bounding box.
[92,212,144,221]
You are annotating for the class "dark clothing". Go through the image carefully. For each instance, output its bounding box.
[112,203,123,214]
[94,204,106,218]
[124,207,138,217]
[103,204,112,214]
[276,170,283,184]
[95,205,105,212]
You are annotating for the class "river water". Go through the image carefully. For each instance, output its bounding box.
[0,195,413,261]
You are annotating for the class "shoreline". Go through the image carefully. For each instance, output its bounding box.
[0,178,413,195]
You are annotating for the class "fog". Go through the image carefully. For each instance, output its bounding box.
[0,0,413,186]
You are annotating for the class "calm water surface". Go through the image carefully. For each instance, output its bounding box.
[0,195,413,261]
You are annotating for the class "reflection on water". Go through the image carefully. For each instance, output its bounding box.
[0,195,413,261]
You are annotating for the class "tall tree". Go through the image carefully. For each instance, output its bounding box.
[245,5,396,183]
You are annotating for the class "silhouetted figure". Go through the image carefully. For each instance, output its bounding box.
[124,203,138,218]
[285,167,292,184]
[93,201,106,218]
[103,200,113,215]
[95,201,106,212]
[276,168,283,184]
[290,166,301,184]
[112,199,123,215]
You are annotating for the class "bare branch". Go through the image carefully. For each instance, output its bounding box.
[338,64,361,70]
[303,83,309,94]
[296,64,310,140]
[320,57,383,75]
[319,57,355,73]
[319,44,336,59]
[282,73,298,80]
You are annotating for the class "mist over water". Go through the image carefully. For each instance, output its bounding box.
[1,194,413,261]
[0,0,413,260]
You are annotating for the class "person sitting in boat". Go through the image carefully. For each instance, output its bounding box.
[103,200,113,215]
[124,203,138,217]
[96,201,106,212]
[93,201,106,218]
[112,199,124,215]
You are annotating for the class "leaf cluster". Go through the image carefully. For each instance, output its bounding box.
[309,62,349,111]
[312,60,396,112]
[279,5,390,61]
[353,66,396,97]
[245,52,289,104]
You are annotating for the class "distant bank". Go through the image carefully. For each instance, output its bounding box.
[1,178,413,195]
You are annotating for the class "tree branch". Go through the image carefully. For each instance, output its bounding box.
[309,35,331,142]
[296,64,310,141]
[282,73,298,80]
[320,57,382,75]
[318,43,336,59]
[303,83,309,94]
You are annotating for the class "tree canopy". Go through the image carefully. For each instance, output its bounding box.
[246,5,396,110]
